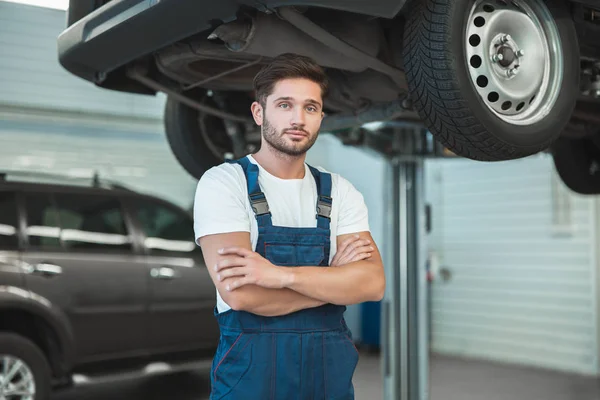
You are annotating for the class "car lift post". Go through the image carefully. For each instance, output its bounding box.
[368,123,449,400]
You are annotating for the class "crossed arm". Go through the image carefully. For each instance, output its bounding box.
[198,231,385,317]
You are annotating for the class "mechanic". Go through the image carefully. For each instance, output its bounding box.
[194,53,386,400]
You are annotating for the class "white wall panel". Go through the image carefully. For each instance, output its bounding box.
[0,110,196,210]
[425,155,598,375]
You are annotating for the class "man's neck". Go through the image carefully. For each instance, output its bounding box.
[252,146,306,180]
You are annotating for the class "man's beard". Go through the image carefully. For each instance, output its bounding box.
[261,114,319,156]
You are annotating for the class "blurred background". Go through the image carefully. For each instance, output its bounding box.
[0,1,598,400]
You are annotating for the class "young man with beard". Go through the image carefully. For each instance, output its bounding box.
[194,53,385,400]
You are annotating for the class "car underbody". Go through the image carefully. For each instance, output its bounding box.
[58,0,600,193]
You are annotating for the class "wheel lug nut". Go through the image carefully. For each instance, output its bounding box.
[492,54,504,62]
[501,34,511,43]
[507,67,519,77]
[516,49,525,57]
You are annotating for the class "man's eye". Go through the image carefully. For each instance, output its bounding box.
[279,103,289,109]
[307,106,317,112]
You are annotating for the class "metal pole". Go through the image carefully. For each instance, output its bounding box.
[383,155,428,400]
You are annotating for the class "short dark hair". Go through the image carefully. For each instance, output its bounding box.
[253,53,329,106]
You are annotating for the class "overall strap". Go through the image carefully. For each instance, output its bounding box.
[226,157,273,227]
[308,165,332,231]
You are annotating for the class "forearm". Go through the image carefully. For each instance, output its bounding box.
[285,260,385,305]
[224,284,325,317]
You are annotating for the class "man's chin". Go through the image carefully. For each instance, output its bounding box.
[280,145,311,156]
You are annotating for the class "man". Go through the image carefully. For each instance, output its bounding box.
[194,53,385,400]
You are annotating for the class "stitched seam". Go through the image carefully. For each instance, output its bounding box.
[213,333,243,381]
[259,233,329,238]
[225,327,341,332]
[299,333,303,399]
[310,332,314,400]
[218,334,254,378]
[344,334,359,356]
[271,333,276,400]
[322,333,327,399]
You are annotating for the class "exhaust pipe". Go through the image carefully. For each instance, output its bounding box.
[209,11,376,73]
[210,8,406,90]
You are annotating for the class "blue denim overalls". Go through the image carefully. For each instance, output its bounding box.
[209,156,359,400]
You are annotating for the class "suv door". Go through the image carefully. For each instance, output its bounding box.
[0,189,24,290]
[128,196,218,354]
[20,189,149,364]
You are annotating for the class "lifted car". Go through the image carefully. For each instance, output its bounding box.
[58,0,600,193]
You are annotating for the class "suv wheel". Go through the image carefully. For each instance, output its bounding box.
[0,333,51,400]
[164,93,257,179]
[551,136,600,195]
[403,0,579,161]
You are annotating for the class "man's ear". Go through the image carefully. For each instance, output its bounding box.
[251,101,263,126]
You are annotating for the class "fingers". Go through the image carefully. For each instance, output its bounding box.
[214,256,246,272]
[335,236,369,260]
[346,239,372,254]
[218,247,254,257]
[347,244,374,261]
[224,276,254,291]
[338,240,373,264]
[349,251,372,262]
[217,267,247,281]
[337,234,361,254]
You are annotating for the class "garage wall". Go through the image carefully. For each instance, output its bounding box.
[0,109,197,210]
[425,155,599,376]
[0,1,166,119]
[0,1,196,208]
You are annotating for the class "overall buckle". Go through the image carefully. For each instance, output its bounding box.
[250,193,271,216]
[317,195,332,219]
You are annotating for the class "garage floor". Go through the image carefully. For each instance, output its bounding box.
[53,352,600,400]
[354,352,600,400]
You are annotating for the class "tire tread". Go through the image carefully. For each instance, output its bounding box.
[402,0,555,161]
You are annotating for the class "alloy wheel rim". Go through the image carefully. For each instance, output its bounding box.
[0,355,36,400]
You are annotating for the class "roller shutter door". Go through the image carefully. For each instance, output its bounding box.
[425,155,598,375]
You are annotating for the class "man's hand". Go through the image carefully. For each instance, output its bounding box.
[216,235,373,291]
[330,234,374,267]
[215,247,292,291]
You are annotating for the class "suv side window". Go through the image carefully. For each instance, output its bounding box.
[54,192,132,252]
[24,192,61,250]
[0,191,19,250]
[135,199,197,256]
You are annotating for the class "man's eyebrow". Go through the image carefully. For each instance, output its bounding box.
[273,96,293,103]
[305,98,322,108]
[273,96,322,108]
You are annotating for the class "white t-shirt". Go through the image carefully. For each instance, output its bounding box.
[193,154,370,313]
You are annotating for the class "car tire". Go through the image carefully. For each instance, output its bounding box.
[402,0,579,161]
[164,95,236,179]
[551,137,600,195]
[0,333,51,400]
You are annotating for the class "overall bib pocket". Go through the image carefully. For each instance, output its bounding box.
[265,243,325,266]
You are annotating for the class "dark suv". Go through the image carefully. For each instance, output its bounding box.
[0,173,218,400]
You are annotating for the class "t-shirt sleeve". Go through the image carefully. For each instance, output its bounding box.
[193,165,251,244]
[335,175,371,236]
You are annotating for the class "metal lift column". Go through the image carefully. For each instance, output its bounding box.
[373,124,449,400]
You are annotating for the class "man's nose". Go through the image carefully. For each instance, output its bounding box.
[290,108,306,125]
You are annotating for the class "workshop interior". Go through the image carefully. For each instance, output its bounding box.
[0,0,599,399]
